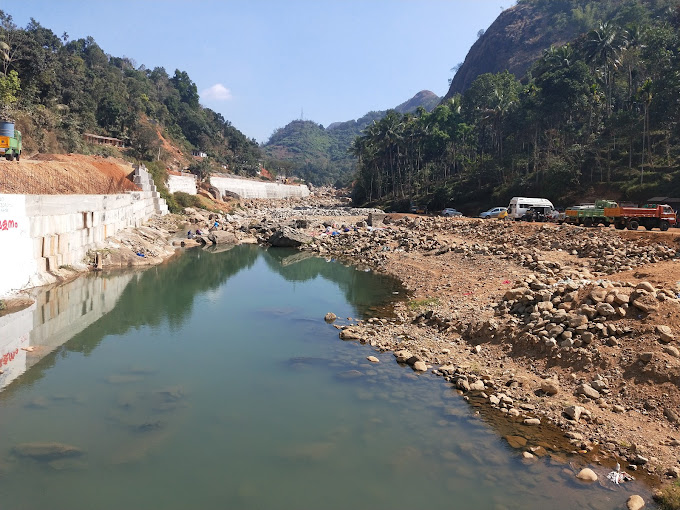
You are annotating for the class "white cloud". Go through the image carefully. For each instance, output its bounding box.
[201,83,232,101]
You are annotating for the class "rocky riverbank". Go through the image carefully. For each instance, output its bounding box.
[228,192,680,504]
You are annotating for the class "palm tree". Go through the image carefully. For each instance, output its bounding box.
[638,78,653,184]
[584,21,625,117]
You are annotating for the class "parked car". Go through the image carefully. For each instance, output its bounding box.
[441,208,463,217]
[480,207,508,219]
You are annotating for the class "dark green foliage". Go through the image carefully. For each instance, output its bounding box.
[173,191,201,209]
[0,11,261,173]
[352,0,680,210]
[187,159,212,181]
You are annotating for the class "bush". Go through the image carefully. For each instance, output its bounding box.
[174,191,202,209]
[144,161,180,213]
[656,483,680,510]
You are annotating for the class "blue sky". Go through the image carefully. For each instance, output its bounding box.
[6,1,513,143]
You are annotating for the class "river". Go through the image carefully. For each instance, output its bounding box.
[0,245,656,509]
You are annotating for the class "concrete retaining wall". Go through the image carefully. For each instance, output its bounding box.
[210,176,310,199]
[0,190,165,296]
[167,173,197,195]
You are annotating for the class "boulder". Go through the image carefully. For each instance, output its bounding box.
[564,405,585,421]
[656,325,674,344]
[469,380,485,391]
[636,281,655,293]
[664,345,680,358]
[413,361,428,372]
[268,227,312,248]
[394,350,414,363]
[580,331,594,345]
[540,378,559,396]
[576,468,598,481]
[612,291,631,305]
[663,407,680,424]
[505,435,527,448]
[324,312,337,323]
[367,212,386,226]
[632,294,659,313]
[339,328,363,341]
[575,383,600,400]
[590,288,608,303]
[537,301,554,312]
[505,287,528,301]
[596,302,616,317]
[568,314,588,328]
[207,231,238,245]
[626,495,645,510]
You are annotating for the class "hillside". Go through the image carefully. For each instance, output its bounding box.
[263,90,440,186]
[445,0,672,98]
[352,0,680,212]
[0,154,139,194]
[0,11,261,177]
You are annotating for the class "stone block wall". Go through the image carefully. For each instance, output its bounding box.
[0,189,167,296]
[167,173,198,195]
[210,176,310,200]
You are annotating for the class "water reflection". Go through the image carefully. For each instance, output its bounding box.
[0,246,404,393]
[0,273,136,391]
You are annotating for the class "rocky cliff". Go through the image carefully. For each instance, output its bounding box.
[445,2,586,98]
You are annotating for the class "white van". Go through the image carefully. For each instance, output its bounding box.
[507,197,554,220]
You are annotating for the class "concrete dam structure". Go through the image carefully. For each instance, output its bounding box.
[210,175,310,200]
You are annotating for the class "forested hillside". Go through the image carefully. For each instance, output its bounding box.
[353,0,680,211]
[0,11,261,175]
[263,90,440,186]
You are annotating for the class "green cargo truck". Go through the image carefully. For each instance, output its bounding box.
[564,199,618,227]
[0,121,22,161]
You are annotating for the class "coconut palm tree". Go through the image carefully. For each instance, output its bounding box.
[584,21,625,117]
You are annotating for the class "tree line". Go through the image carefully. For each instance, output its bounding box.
[0,11,261,175]
[351,0,680,210]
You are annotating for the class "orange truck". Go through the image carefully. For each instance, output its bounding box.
[604,204,676,231]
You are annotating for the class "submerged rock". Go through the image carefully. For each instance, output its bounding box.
[576,467,597,481]
[13,442,83,461]
[627,494,645,510]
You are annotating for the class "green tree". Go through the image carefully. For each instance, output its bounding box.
[0,69,19,104]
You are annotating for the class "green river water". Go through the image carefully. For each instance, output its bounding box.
[0,245,656,509]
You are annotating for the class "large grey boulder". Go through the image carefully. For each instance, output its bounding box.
[268,227,312,247]
[208,231,238,245]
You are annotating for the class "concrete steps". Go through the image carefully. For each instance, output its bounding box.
[133,165,169,216]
